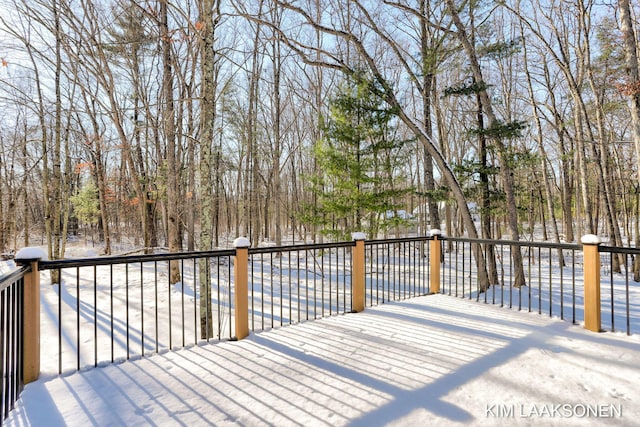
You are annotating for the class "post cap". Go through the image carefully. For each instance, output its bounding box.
[233,237,251,248]
[14,247,47,264]
[351,232,367,241]
[580,234,601,245]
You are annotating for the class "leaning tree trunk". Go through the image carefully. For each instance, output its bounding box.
[445,0,525,288]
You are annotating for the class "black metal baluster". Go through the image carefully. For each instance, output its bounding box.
[280,253,284,325]
[559,249,564,320]
[537,247,542,314]
[110,265,114,363]
[261,253,265,330]
[168,262,172,350]
[298,251,301,322]
[154,261,158,353]
[77,267,81,370]
[305,249,310,320]
[610,252,615,332]
[572,250,576,324]
[228,258,232,339]
[625,253,631,335]
[94,265,98,367]
[549,247,552,317]
[141,262,145,356]
[193,258,197,345]
[271,252,275,328]
[181,259,185,348]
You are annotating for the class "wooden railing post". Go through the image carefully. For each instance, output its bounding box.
[351,232,366,313]
[581,234,602,332]
[430,230,442,294]
[15,247,46,384]
[233,237,250,340]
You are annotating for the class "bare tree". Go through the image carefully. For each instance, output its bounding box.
[520,24,565,266]
[197,0,223,338]
[444,0,525,287]
[268,1,284,245]
[2,0,72,274]
[157,0,182,283]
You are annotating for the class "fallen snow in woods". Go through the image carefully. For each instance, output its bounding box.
[5,294,640,426]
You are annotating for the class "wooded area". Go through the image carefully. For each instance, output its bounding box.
[1,0,639,273]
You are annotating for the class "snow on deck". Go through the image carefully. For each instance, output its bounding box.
[6,294,640,426]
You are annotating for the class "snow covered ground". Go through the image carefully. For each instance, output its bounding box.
[5,294,640,426]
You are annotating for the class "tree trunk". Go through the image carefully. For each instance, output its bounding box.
[445,0,525,288]
[619,0,640,185]
[419,0,441,233]
[476,88,499,285]
[160,0,181,284]
[271,5,283,246]
[521,27,565,266]
[198,0,222,338]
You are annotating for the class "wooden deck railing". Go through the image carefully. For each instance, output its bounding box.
[1,231,635,424]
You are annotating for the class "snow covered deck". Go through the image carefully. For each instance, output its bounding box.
[6,294,640,426]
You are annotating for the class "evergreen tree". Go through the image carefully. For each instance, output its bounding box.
[304,73,413,240]
[70,181,100,242]
[70,181,100,226]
